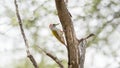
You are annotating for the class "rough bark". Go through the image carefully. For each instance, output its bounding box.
[55,0,80,68]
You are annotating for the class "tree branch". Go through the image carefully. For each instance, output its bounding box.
[78,33,95,42]
[14,0,38,68]
[37,46,64,68]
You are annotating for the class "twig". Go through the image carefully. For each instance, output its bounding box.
[79,33,95,42]
[85,33,95,39]
[14,0,38,68]
[37,46,64,68]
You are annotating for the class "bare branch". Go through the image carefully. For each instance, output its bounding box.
[37,46,64,68]
[14,0,38,68]
[14,0,29,50]
[79,33,95,43]
[27,55,38,68]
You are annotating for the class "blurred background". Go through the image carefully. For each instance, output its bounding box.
[0,0,120,68]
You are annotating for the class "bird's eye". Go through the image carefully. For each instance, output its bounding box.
[53,24,55,26]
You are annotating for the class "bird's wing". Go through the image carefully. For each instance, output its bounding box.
[52,30,65,45]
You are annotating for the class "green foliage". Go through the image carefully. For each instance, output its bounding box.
[11,17,18,26]
[91,0,101,13]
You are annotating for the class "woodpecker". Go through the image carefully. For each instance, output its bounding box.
[49,23,66,46]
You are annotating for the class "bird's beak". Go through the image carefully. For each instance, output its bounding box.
[54,23,59,26]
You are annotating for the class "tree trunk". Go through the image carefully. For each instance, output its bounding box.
[55,0,82,68]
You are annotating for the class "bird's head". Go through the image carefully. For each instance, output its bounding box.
[49,23,59,29]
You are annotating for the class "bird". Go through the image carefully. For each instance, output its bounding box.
[49,23,66,46]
